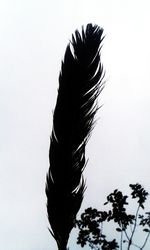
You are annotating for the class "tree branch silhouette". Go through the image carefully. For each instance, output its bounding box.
[75,183,150,250]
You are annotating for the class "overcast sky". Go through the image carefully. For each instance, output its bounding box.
[1,0,150,249]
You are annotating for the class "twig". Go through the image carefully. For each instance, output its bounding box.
[127,205,140,250]
[124,229,130,242]
[130,224,133,234]
[120,230,123,250]
[141,231,150,249]
[131,242,141,249]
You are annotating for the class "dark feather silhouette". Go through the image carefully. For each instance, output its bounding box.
[45,23,104,250]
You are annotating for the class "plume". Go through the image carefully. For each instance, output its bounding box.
[45,23,105,250]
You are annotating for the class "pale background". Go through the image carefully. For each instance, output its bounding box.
[0,0,150,249]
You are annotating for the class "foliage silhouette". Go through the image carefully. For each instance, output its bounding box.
[45,24,105,250]
[75,183,150,250]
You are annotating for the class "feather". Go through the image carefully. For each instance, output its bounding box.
[45,23,105,250]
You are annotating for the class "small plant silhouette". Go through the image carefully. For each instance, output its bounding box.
[75,183,150,250]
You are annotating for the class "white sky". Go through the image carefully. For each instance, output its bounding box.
[1,0,150,249]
